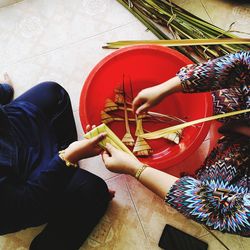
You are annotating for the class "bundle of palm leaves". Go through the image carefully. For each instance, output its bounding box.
[104,0,250,62]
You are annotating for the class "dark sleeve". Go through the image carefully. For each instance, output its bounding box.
[0,155,76,234]
[26,155,75,196]
[0,83,14,105]
[20,155,76,213]
[165,176,250,236]
[177,51,250,93]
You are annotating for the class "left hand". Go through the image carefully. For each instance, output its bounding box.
[102,143,143,176]
[64,125,106,163]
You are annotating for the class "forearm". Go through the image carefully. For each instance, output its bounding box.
[136,166,178,199]
[27,155,75,200]
[177,51,250,93]
[157,76,182,98]
[103,144,179,199]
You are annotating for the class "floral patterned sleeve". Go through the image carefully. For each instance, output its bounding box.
[165,176,250,236]
[177,51,250,93]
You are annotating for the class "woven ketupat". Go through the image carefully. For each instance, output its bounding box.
[84,123,136,158]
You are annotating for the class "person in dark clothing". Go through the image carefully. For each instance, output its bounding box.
[0,75,110,250]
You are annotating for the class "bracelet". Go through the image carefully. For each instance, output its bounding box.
[59,150,78,168]
[135,164,148,180]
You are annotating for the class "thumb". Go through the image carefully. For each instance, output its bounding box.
[105,143,117,155]
[132,95,143,113]
[90,133,106,145]
[102,150,110,164]
[136,103,150,115]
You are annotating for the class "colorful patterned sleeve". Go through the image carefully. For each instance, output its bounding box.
[165,176,250,236]
[177,51,250,93]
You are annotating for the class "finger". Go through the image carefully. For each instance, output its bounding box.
[90,132,106,144]
[105,143,117,155]
[94,147,103,155]
[86,124,91,132]
[132,95,143,114]
[136,103,150,115]
[102,150,110,163]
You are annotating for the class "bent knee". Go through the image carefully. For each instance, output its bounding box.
[85,173,109,198]
[36,81,66,94]
[76,170,109,204]
[36,81,70,103]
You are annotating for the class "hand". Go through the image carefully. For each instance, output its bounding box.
[132,85,166,115]
[102,143,143,176]
[64,125,106,163]
[132,76,182,115]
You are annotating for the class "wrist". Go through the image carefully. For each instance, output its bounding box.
[160,76,182,97]
[63,147,79,164]
[134,164,149,180]
[59,150,78,167]
[128,161,144,177]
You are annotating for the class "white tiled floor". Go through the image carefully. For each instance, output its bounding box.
[0,0,249,249]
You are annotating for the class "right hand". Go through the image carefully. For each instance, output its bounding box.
[132,76,182,115]
[102,144,143,176]
[132,85,166,115]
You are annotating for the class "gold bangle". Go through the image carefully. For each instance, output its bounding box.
[59,150,78,168]
[135,164,148,180]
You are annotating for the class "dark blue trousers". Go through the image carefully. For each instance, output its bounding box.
[0,82,109,250]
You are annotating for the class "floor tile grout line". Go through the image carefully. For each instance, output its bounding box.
[3,19,135,66]
[125,179,151,250]
[104,173,120,182]
[200,0,214,24]
[2,20,137,68]
[239,239,245,250]
[201,226,230,250]
[105,173,124,183]
[105,173,150,247]
[198,231,210,239]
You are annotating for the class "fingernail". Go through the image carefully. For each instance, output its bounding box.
[100,133,106,138]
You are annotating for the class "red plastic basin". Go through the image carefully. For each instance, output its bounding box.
[79,45,213,172]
